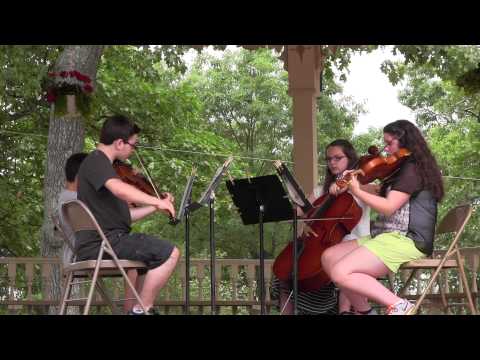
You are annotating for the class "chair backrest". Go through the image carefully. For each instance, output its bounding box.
[61,199,110,248]
[51,213,74,252]
[436,204,473,236]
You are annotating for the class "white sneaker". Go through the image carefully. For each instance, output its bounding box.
[386,299,415,315]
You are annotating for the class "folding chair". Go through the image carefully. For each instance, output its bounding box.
[391,204,477,315]
[51,212,75,266]
[58,199,148,315]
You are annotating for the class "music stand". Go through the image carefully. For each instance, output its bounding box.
[189,157,233,315]
[272,161,312,315]
[171,170,196,314]
[226,175,293,315]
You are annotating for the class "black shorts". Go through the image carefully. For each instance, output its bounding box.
[76,231,175,274]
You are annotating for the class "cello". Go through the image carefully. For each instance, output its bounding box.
[272,162,363,292]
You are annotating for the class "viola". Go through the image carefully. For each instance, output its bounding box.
[336,145,412,188]
[272,162,363,292]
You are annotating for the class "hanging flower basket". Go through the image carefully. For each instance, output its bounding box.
[45,70,94,117]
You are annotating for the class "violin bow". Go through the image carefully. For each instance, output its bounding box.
[132,149,164,200]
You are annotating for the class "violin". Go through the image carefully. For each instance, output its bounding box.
[113,160,162,198]
[113,159,177,225]
[336,145,412,188]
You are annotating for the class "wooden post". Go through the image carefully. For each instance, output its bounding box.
[286,45,323,196]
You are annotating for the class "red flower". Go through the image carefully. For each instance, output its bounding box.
[46,89,57,103]
[80,73,91,83]
[83,84,93,93]
[60,71,68,78]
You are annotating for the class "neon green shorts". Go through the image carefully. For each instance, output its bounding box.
[357,232,426,273]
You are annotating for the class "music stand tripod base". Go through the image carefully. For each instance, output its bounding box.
[226,175,292,315]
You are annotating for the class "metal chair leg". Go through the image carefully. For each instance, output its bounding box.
[59,271,74,315]
[455,250,477,315]
[95,278,122,315]
[83,247,105,315]
[437,271,450,314]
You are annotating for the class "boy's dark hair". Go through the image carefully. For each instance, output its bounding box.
[99,115,141,145]
[65,152,88,182]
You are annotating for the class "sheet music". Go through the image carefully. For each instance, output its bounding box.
[173,169,196,223]
[273,160,313,213]
[196,156,234,206]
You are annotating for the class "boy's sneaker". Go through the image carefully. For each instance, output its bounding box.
[147,307,159,315]
[127,306,159,315]
[127,308,145,315]
[386,299,415,315]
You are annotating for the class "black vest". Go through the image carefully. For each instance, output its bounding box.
[407,190,437,256]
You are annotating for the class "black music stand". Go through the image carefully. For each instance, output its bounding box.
[171,171,196,315]
[273,161,312,315]
[189,158,233,315]
[226,175,292,315]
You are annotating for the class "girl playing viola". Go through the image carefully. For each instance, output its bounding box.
[321,120,444,315]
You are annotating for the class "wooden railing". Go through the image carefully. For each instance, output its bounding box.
[1,248,479,314]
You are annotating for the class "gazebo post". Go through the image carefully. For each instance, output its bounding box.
[286,45,323,197]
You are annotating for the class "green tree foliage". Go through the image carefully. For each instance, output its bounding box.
[382,46,480,127]
[381,45,480,247]
[1,45,63,256]
[179,48,366,258]
[190,49,293,172]
[0,45,370,259]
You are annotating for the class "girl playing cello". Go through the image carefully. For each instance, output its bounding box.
[271,139,374,315]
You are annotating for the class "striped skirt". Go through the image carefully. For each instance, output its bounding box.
[270,275,338,315]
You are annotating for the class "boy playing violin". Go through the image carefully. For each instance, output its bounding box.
[76,115,180,315]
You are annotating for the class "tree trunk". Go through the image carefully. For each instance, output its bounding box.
[41,45,104,314]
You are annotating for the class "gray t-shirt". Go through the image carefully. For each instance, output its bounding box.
[77,150,131,252]
[371,159,437,255]
[57,189,77,267]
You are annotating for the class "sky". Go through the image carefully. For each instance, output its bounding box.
[338,46,416,135]
[183,45,416,135]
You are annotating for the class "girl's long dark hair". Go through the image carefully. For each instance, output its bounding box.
[322,139,359,194]
[383,120,444,201]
